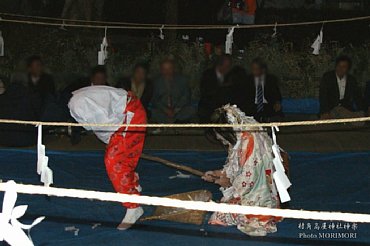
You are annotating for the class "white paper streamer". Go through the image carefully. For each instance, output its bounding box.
[272,22,278,38]
[311,26,323,55]
[182,35,189,41]
[37,125,53,187]
[225,25,237,55]
[65,226,79,236]
[159,25,165,40]
[169,171,191,179]
[121,111,135,138]
[98,27,108,65]
[0,31,4,57]
[0,181,45,246]
[271,126,291,203]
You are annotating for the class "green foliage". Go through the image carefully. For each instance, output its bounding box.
[0,25,369,98]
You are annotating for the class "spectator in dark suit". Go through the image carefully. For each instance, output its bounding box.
[151,59,195,124]
[117,63,153,117]
[216,65,255,115]
[0,78,39,147]
[247,58,283,122]
[198,54,232,123]
[319,55,364,120]
[26,55,56,119]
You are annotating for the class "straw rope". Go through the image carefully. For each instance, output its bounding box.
[1,182,370,223]
[0,13,369,30]
[0,117,368,128]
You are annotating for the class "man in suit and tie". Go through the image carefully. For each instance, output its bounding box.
[198,54,232,123]
[319,55,364,120]
[247,58,283,122]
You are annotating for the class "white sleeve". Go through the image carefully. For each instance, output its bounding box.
[68,86,128,144]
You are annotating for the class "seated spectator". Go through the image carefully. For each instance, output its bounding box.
[90,65,108,86]
[0,78,38,147]
[26,55,56,118]
[198,54,232,123]
[151,59,195,124]
[0,78,5,95]
[117,63,153,117]
[231,0,256,24]
[220,65,255,115]
[365,81,370,116]
[247,58,283,122]
[319,56,363,120]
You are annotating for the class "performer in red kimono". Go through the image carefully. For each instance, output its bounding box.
[68,85,146,230]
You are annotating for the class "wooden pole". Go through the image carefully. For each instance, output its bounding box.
[140,153,205,177]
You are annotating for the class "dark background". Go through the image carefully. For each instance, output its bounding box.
[1,0,370,45]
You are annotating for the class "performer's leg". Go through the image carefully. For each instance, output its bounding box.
[105,94,146,230]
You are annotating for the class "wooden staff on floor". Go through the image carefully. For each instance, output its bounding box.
[140,153,204,177]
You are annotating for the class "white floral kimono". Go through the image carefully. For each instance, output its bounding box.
[209,105,282,237]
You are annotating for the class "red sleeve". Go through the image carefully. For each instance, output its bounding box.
[245,0,256,15]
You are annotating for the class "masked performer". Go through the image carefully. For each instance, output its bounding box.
[203,105,289,237]
[68,86,146,230]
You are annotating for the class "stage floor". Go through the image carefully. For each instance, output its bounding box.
[0,149,370,246]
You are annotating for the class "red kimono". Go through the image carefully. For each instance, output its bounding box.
[105,95,146,208]
[69,86,146,209]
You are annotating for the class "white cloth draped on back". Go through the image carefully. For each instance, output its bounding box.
[68,86,128,144]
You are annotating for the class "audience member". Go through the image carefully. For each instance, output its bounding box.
[198,54,232,123]
[0,78,38,146]
[118,63,153,116]
[217,65,254,115]
[247,58,283,122]
[231,0,256,24]
[90,65,108,86]
[151,59,195,124]
[365,81,370,116]
[319,55,363,120]
[0,78,5,95]
[26,55,56,118]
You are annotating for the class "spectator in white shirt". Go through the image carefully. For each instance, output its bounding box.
[319,55,364,121]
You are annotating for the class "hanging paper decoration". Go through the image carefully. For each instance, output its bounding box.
[0,31,4,56]
[159,25,165,40]
[182,35,189,41]
[272,22,278,38]
[37,125,53,187]
[225,25,237,55]
[311,26,323,55]
[98,27,108,65]
[59,20,67,31]
[271,126,291,203]
[0,180,45,246]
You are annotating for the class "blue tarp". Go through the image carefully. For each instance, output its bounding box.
[0,149,370,246]
[282,98,320,115]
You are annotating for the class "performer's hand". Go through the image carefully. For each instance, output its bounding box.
[215,173,231,188]
[202,171,217,182]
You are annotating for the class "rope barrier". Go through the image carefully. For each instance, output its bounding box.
[1,182,370,223]
[0,12,212,27]
[0,13,369,30]
[0,117,368,128]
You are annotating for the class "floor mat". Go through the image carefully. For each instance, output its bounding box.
[0,149,369,246]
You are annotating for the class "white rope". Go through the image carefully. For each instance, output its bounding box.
[1,182,370,223]
[0,117,369,128]
[0,13,370,30]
